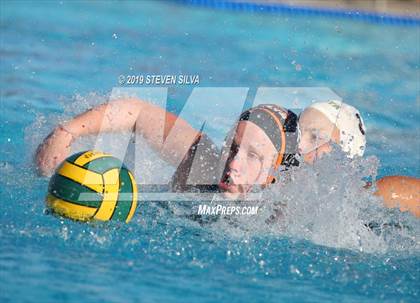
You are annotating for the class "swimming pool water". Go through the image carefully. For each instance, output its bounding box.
[1,1,419,302]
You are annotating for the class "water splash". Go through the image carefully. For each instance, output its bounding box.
[21,95,420,255]
[222,149,419,254]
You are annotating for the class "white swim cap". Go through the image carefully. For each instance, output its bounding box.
[308,100,366,158]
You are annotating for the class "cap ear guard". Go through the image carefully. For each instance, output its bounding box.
[262,107,299,185]
[266,153,300,185]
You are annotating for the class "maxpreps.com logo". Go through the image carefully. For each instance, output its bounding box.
[197,204,259,215]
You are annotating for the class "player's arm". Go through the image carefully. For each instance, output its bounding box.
[375,175,419,217]
[35,99,199,176]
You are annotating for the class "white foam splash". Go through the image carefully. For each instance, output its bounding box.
[218,149,419,254]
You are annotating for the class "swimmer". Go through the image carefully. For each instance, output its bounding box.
[35,98,418,217]
[297,100,419,217]
[36,100,298,200]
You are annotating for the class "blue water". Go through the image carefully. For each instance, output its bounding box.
[1,1,419,302]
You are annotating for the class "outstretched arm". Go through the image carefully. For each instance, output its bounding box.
[35,99,199,176]
[375,175,419,217]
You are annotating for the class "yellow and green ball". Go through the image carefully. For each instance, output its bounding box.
[46,150,138,223]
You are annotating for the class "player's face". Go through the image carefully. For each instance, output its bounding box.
[298,108,340,164]
[219,121,277,199]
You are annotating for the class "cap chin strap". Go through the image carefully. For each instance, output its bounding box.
[265,160,280,186]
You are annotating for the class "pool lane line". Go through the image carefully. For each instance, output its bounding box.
[173,0,420,26]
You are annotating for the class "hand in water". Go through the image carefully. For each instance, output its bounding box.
[35,126,75,176]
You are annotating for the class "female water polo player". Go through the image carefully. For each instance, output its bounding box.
[172,103,299,197]
[298,100,366,163]
[35,100,298,200]
[297,100,419,217]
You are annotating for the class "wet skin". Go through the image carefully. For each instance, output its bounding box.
[219,121,277,200]
[298,107,340,164]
